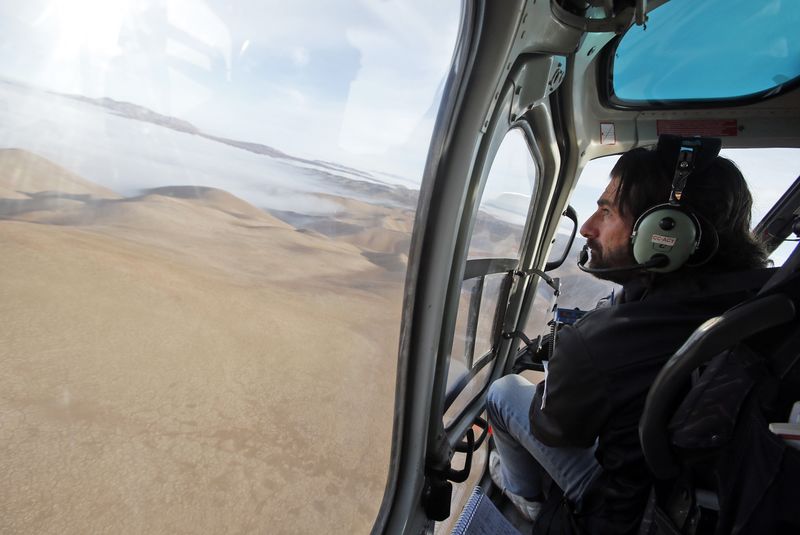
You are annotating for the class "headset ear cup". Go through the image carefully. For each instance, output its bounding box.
[630,204,700,272]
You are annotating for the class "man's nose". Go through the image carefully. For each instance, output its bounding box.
[580,215,596,239]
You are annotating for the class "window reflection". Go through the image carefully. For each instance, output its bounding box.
[468,128,537,260]
[0,1,460,533]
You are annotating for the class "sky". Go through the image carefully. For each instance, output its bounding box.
[0,0,461,181]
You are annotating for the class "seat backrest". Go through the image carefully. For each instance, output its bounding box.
[638,242,800,534]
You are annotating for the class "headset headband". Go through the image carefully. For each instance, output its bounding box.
[670,145,696,203]
[656,134,722,202]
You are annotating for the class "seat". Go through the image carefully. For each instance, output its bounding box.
[638,243,800,534]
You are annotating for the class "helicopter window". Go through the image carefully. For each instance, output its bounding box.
[451,274,507,371]
[444,128,537,416]
[723,148,800,266]
[610,0,800,104]
[0,1,460,533]
[467,128,537,260]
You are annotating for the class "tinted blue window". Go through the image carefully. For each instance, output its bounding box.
[613,0,800,102]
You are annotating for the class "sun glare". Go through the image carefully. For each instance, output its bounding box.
[43,0,133,59]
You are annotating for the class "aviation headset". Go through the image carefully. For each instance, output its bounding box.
[579,135,722,274]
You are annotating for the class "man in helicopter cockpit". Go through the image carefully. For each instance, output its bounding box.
[486,136,770,534]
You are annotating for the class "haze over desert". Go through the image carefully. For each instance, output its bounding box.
[0,148,408,533]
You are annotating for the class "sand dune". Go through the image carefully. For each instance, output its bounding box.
[1,161,388,285]
[0,148,120,200]
[36,191,285,232]
[272,192,416,275]
[0,149,407,534]
[346,227,411,255]
[361,251,410,273]
[142,185,289,224]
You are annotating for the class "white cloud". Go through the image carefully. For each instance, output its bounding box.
[291,47,310,67]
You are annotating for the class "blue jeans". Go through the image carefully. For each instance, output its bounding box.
[486,374,602,504]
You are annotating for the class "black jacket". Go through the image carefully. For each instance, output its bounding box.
[529,268,775,535]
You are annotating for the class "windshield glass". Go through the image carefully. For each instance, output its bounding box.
[612,0,800,102]
[0,2,460,533]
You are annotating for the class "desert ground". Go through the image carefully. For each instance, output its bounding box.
[0,148,412,534]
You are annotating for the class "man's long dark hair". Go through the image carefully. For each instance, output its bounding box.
[611,147,767,272]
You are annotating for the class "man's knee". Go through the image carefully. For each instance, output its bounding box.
[489,373,533,401]
[487,374,531,427]
[488,374,515,407]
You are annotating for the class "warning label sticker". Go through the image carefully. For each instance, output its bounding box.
[657,119,738,137]
[600,123,616,145]
[651,234,677,247]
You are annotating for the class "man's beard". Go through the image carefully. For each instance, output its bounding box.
[585,240,638,284]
